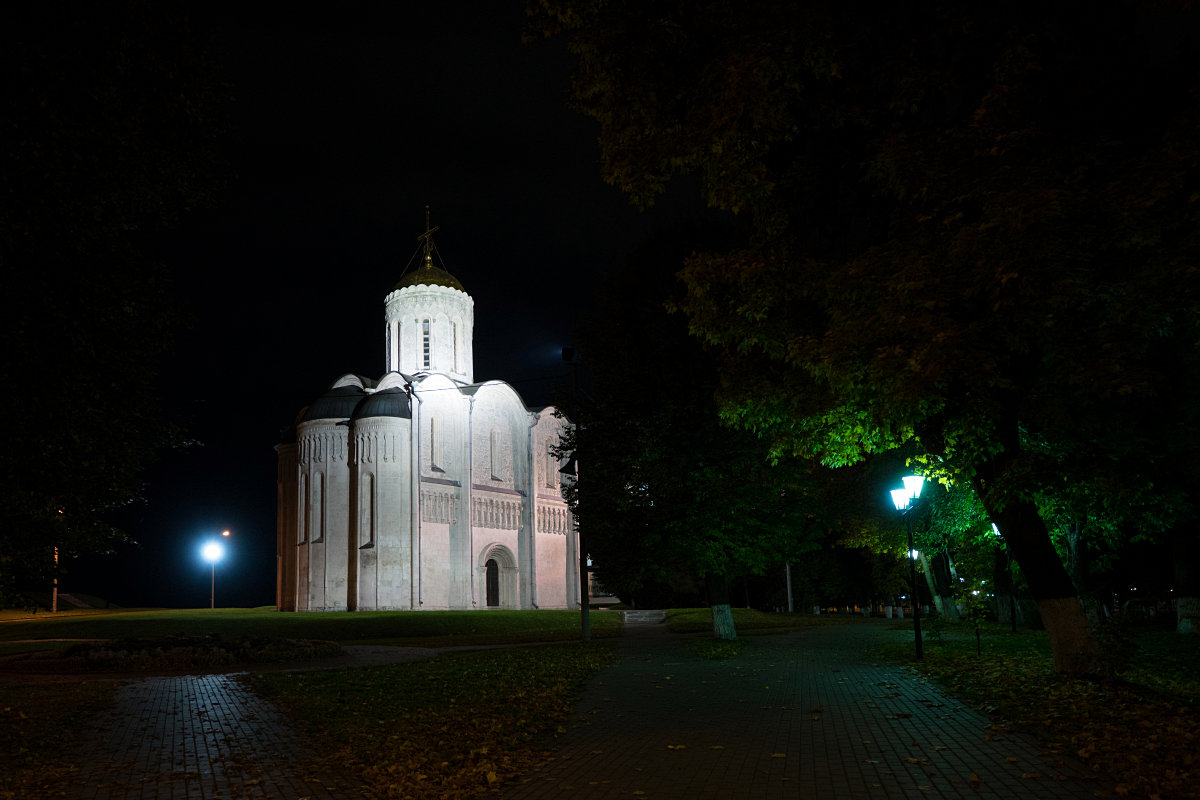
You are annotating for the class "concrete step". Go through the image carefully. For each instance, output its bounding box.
[622,609,667,625]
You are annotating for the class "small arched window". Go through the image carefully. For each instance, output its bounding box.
[430,417,443,472]
[452,320,459,372]
[389,320,400,372]
[360,473,375,547]
[384,322,391,371]
[299,473,308,544]
[313,471,325,542]
[490,427,501,480]
[422,318,431,370]
[545,438,557,488]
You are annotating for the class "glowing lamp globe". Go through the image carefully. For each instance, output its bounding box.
[902,475,925,499]
[891,475,925,510]
[202,541,225,564]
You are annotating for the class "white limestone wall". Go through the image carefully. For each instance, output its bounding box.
[419,520,452,608]
[532,407,577,609]
[385,284,474,383]
[296,420,351,611]
[535,532,569,607]
[415,374,472,608]
[349,416,413,610]
[469,383,529,491]
[469,383,536,606]
[532,408,569,497]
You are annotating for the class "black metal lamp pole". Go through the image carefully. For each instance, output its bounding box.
[892,477,925,660]
[905,509,923,660]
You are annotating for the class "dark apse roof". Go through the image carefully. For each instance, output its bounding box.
[300,385,367,422]
[351,386,413,420]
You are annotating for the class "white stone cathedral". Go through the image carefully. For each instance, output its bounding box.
[275,223,579,611]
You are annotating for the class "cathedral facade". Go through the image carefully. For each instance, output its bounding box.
[275,229,579,611]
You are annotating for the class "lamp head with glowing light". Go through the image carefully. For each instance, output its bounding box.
[201,540,225,564]
[891,475,925,511]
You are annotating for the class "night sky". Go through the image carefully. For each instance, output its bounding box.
[67,4,712,608]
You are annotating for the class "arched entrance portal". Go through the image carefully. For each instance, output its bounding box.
[485,558,499,607]
[478,544,517,609]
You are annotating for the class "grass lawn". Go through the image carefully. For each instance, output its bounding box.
[0,606,622,650]
[877,619,1200,800]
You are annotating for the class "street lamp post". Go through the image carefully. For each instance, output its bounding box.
[201,530,230,609]
[891,476,925,660]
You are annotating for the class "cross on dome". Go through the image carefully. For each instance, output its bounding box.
[417,204,439,270]
[394,205,465,292]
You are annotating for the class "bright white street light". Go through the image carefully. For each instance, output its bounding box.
[891,475,925,511]
[202,541,225,564]
[903,475,925,500]
[202,537,227,609]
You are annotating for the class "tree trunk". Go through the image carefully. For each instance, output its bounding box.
[918,552,941,614]
[919,551,958,620]
[708,572,737,640]
[972,451,1100,675]
[1171,528,1200,634]
[991,546,1022,627]
[931,550,960,621]
[1063,518,1102,624]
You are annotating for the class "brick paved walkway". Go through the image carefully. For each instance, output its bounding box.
[501,621,1110,800]
[44,644,441,800]
[64,673,355,800]
[25,621,1113,800]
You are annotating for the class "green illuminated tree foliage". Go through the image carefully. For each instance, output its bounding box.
[532,1,1200,672]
